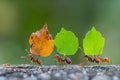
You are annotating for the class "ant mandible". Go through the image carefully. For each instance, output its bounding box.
[54,54,72,64]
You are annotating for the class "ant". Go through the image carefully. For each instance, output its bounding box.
[84,55,99,64]
[79,47,110,64]
[26,54,42,65]
[79,47,99,64]
[95,56,110,63]
[54,54,72,64]
[22,49,42,65]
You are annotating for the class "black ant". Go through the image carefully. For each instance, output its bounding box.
[54,54,72,64]
[22,49,42,65]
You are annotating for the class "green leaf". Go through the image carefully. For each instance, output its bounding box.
[83,27,105,55]
[54,28,79,55]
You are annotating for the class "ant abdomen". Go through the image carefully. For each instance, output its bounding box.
[65,57,72,64]
[35,58,42,65]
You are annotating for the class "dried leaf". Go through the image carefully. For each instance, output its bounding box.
[29,24,54,57]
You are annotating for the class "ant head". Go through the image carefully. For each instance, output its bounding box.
[25,49,33,58]
[26,54,33,60]
[104,57,110,63]
[54,54,59,58]
[27,54,32,57]
[21,49,31,59]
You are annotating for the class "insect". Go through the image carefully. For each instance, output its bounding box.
[84,55,99,64]
[79,47,99,64]
[54,54,72,64]
[23,24,54,65]
[22,49,42,65]
[26,54,42,65]
[79,47,110,64]
[95,56,110,63]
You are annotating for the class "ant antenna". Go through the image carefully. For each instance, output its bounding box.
[21,49,29,59]
[25,49,30,54]
[21,49,31,64]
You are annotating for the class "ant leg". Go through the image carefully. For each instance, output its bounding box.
[36,56,42,65]
[88,61,92,65]
[35,56,38,65]
[93,56,99,64]
[55,60,59,65]
[109,61,111,65]
[54,58,59,65]
[85,59,92,65]
[54,54,59,65]
[27,58,31,64]
[21,56,27,65]
[88,58,93,65]
[22,49,29,65]
[24,49,33,64]
[81,56,89,65]
[89,57,94,65]
[36,58,42,65]
[107,60,111,65]
[63,55,66,65]
[37,56,42,66]
[24,58,27,65]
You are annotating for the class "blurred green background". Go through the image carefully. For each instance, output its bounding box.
[0,0,120,65]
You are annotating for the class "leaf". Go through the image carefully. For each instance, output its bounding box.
[54,28,79,55]
[29,24,54,57]
[83,27,105,55]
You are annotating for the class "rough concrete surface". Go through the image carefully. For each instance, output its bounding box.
[0,64,120,80]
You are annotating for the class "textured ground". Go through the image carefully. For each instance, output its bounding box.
[0,64,120,80]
